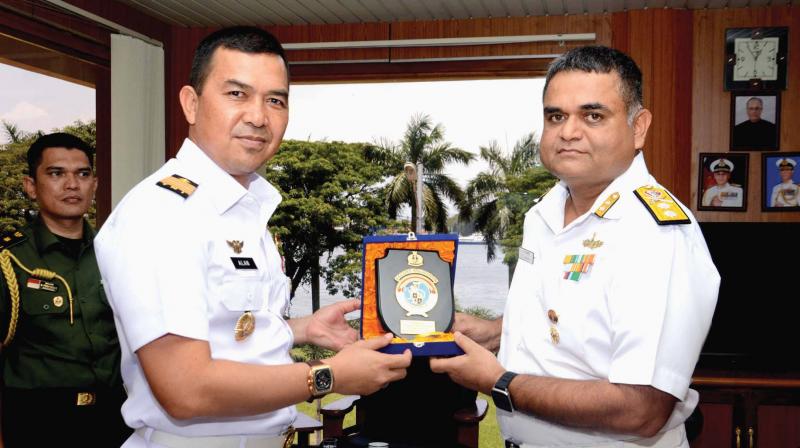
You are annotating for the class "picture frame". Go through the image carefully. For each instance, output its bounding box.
[762,152,800,211]
[730,91,780,151]
[698,153,749,212]
[725,27,788,91]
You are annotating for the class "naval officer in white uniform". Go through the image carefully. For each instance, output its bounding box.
[95,27,411,448]
[701,158,743,207]
[431,46,719,448]
[770,158,799,207]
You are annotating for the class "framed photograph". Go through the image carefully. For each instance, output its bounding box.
[698,153,748,211]
[725,27,788,91]
[730,91,780,151]
[762,152,800,211]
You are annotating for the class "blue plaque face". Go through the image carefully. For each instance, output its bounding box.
[374,249,454,338]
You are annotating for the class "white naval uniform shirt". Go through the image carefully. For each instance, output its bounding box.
[770,181,800,207]
[701,183,743,207]
[95,139,295,438]
[497,153,719,447]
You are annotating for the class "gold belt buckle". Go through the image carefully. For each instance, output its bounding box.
[76,392,96,406]
[282,425,296,448]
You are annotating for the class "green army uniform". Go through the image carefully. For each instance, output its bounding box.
[0,217,130,447]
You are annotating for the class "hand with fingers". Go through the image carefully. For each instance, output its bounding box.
[327,333,412,396]
[429,331,506,394]
[305,299,361,351]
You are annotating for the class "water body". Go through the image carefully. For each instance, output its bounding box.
[288,244,510,318]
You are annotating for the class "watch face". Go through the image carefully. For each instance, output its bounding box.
[491,388,513,413]
[314,369,332,391]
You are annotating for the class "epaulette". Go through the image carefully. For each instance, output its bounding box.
[156,174,198,199]
[633,185,690,225]
[0,229,27,251]
[731,183,741,187]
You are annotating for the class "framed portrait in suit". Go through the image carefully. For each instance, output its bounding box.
[730,91,780,151]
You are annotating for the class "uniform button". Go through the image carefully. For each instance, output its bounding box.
[547,309,559,324]
[43,304,50,310]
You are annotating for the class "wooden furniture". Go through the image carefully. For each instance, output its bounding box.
[691,371,800,448]
[319,395,489,448]
[293,412,324,448]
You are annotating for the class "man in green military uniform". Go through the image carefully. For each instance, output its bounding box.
[0,133,129,446]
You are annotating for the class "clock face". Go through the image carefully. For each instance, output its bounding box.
[734,37,779,81]
[314,369,332,391]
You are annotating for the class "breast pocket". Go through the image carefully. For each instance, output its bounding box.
[20,287,70,317]
[218,275,265,312]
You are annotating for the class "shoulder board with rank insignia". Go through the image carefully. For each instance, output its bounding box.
[0,229,27,251]
[633,185,690,225]
[156,174,198,199]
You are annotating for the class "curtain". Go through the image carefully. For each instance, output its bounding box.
[110,34,165,207]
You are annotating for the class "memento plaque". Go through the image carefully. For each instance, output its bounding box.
[360,233,462,356]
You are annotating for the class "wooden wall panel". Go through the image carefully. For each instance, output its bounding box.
[613,9,693,202]
[692,6,800,222]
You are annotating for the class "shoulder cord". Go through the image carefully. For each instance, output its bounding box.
[0,249,74,348]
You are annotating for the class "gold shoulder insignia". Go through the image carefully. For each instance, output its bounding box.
[0,230,27,251]
[156,174,198,199]
[633,186,690,225]
[594,192,620,218]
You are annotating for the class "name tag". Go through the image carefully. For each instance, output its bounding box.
[519,247,535,264]
[230,257,258,270]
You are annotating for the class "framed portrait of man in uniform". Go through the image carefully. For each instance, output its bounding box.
[730,91,780,151]
[762,152,800,211]
[698,153,749,212]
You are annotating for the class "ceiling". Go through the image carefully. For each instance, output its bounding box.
[115,0,795,27]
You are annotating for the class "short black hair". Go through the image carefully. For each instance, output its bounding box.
[543,46,643,120]
[189,26,289,94]
[27,132,94,178]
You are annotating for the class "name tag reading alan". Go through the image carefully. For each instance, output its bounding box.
[230,257,258,270]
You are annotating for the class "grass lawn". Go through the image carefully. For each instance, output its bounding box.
[296,393,504,447]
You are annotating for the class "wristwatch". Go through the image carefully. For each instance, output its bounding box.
[491,371,518,413]
[305,360,334,400]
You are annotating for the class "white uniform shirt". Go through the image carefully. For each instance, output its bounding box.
[497,153,719,447]
[95,139,295,437]
[701,183,743,207]
[770,181,800,207]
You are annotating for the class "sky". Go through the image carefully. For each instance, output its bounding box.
[1,61,546,189]
[0,63,95,136]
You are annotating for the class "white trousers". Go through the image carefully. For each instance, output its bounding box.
[516,424,687,448]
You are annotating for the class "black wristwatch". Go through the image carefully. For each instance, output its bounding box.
[305,360,334,401]
[491,371,518,413]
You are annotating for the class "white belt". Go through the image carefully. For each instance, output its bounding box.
[135,427,292,448]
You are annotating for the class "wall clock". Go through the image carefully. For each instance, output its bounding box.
[725,27,788,91]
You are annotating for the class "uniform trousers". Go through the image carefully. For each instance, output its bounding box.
[2,384,131,447]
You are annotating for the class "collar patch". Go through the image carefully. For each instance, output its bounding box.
[594,192,620,218]
[156,174,198,199]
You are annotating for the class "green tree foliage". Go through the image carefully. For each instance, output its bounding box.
[367,114,474,233]
[263,140,391,312]
[0,120,97,232]
[499,166,558,274]
[459,134,557,278]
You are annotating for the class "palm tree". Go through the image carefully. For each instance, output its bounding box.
[367,114,474,232]
[2,120,25,145]
[459,133,544,263]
